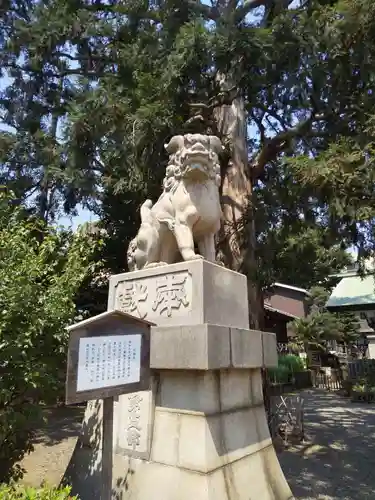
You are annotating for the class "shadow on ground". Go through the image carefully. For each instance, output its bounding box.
[278,389,375,500]
[32,406,85,447]
[18,405,85,487]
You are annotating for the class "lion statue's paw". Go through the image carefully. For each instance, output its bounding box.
[214,260,226,267]
[144,261,169,269]
[185,253,204,261]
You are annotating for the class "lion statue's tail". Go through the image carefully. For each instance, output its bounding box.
[127,199,154,271]
[127,238,137,271]
[140,199,153,223]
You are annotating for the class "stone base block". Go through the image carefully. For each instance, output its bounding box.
[67,260,289,500]
[151,404,271,473]
[150,324,277,369]
[262,330,278,367]
[65,441,293,500]
[156,369,264,414]
[79,400,105,449]
[110,445,293,500]
[108,260,249,329]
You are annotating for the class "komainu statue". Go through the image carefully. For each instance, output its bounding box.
[127,134,223,271]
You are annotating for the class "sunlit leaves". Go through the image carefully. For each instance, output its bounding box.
[0,190,97,481]
[291,286,360,350]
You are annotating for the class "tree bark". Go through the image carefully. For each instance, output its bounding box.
[214,83,263,329]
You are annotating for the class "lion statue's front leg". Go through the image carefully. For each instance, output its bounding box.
[197,234,216,263]
[173,204,204,262]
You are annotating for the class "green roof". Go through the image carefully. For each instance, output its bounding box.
[326,274,375,310]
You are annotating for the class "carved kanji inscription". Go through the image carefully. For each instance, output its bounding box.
[115,271,192,320]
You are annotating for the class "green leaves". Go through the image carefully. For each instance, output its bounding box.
[290,286,360,351]
[285,129,375,259]
[0,483,78,499]
[0,191,96,482]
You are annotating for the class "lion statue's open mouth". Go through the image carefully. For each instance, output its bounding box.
[127,133,223,271]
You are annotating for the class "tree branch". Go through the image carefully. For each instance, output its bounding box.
[250,112,326,180]
[3,61,107,80]
[188,87,240,114]
[235,0,272,22]
[186,0,220,20]
[252,104,293,132]
[235,0,294,23]
[85,2,161,22]
[228,0,240,9]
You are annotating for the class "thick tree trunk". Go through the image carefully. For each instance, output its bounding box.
[214,90,263,329]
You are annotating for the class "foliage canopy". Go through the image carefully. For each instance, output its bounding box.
[290,286,360,352]
[0,0,374,303]
[0,189,98,482]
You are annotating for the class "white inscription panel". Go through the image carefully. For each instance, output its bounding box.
[76,334,141,392]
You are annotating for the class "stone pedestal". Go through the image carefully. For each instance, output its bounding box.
[66,261,293,499]
[109,369,292,500]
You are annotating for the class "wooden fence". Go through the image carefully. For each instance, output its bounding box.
[348,359,375,380]
[311,369,343,391]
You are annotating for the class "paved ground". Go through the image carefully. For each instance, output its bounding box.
[278,389,375,500]
[18,390,375,498]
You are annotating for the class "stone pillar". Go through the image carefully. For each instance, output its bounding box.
[106,260,293,500]
[366,334,375,359]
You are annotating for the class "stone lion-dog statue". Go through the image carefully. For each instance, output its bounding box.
[127,133,223,271]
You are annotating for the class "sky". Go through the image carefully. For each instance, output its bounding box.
[57,207,98,230]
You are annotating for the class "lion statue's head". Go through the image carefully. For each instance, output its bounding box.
[162,134,223,193]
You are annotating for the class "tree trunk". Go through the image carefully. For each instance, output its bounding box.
[214,85,263,330]
[39,97,60,223]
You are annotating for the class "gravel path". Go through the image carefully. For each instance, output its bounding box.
[18,406,85,487]
[278,389,375,500]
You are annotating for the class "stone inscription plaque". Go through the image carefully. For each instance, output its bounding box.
[115,271,192,321]
[114,388,154,460]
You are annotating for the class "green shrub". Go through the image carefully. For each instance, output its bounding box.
[352,383,366,392]
[268,354,306,384]
[268,364,290,384]
[352,375,375,394]
[0,483,78,499]
[278,354,305,374]
[0,191,98,482]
